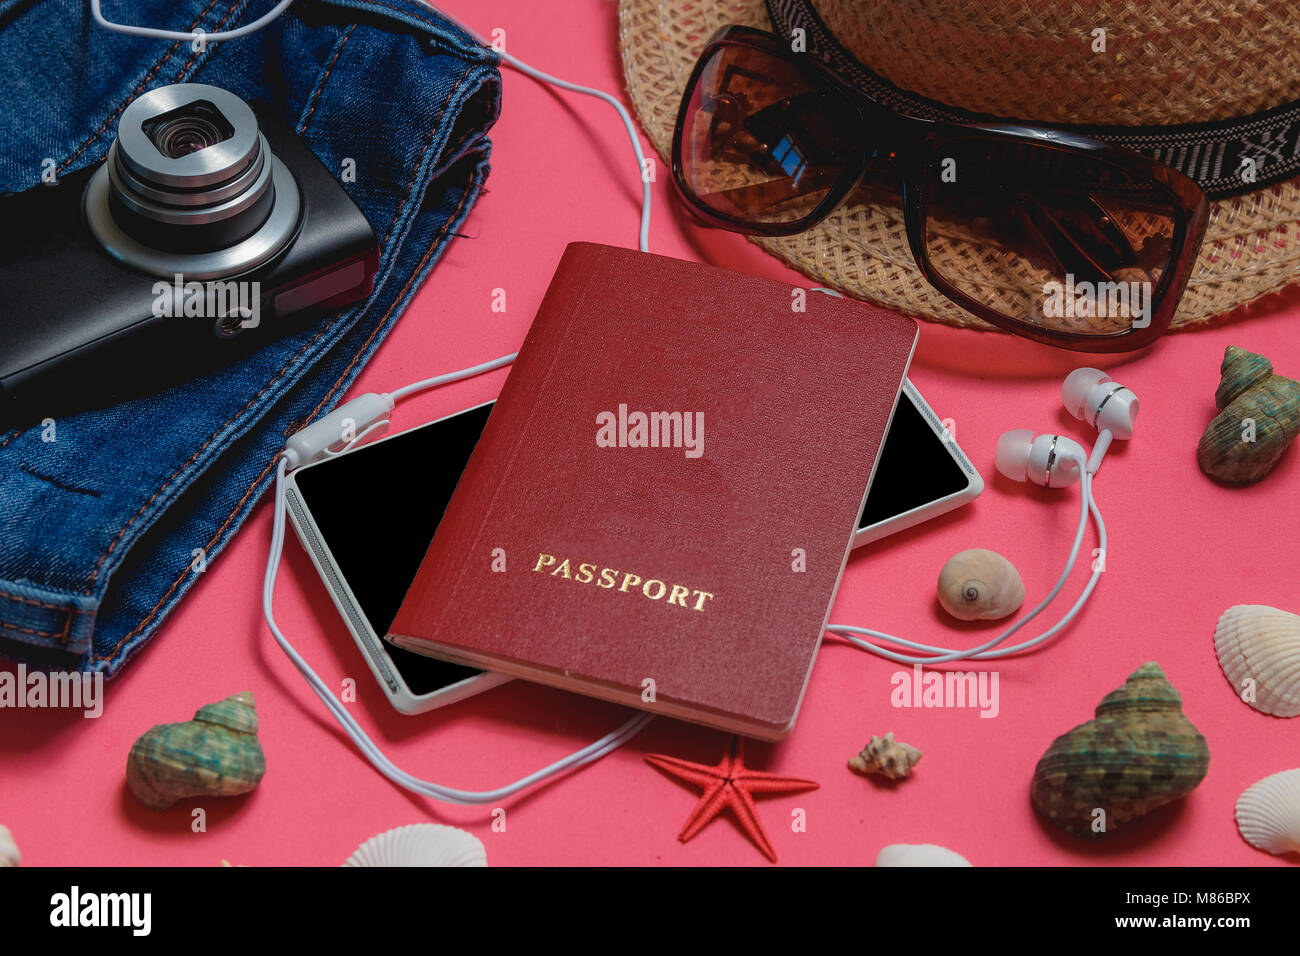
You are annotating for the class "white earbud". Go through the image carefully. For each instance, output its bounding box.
[995,429,1088,488]
[1061,368,1139,473]
[1062,368,1138,438]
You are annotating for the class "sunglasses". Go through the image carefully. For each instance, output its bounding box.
[671,26,1210,352]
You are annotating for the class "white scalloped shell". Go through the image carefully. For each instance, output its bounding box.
[0,825,19,867]
[875,843,971,867]
[343,824,487,867]
[1236,769,1300,856]
[1214,605,1300,717]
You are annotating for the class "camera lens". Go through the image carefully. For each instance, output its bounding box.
[143,102,233,158]
[83,83,301,278]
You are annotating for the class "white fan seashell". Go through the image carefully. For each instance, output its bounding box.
[343,824,487,867]
[875,843,972,867]
[937,549,1025,621]
[1213,604,1300,717]
[0,825,19,867]
[1235,769,1300,856]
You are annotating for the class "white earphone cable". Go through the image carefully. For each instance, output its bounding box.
[387,351,518,402]
[264,453,651,804]
[826,462,1107,664]
[90,0,298,42]
[485,47,653,255]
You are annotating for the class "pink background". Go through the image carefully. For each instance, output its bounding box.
[3,0,1298,867]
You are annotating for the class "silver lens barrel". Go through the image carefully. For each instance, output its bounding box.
[84,83,301,279]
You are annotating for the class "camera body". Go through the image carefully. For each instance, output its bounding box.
[0,84,379,421]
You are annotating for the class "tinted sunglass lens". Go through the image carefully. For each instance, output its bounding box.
[922,140,1178,336]
[679,43,861,226]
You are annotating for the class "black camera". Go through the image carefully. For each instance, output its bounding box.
[0,83,379,421]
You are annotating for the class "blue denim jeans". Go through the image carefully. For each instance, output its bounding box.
[0,0,499,675]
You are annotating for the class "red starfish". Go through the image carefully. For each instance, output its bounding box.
[644,735,819,862]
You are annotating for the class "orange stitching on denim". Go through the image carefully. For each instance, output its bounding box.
[79,8,350,597]
[0,591,90,614]
[284,62,477,436]
[82,317,343,595]
[55,0,223,176]
[364,0,449,34]
[65,22,477,595]
[296,171,478,433]
[386,65,476,229]
[2,620,59,638]
[1,612,73,643]
[95,455,280,659]
[298,23,358,133]
[170,0,245,82]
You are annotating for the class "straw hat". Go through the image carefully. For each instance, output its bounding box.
[618,0,1300,330]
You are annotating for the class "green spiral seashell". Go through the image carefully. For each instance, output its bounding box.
[1197,346,1300,484]
[125,692,266,811]
[1031,663,1209,840]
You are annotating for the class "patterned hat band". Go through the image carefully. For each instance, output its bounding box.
[767,0,1300,199]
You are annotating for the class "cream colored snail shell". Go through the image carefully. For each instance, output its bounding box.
[937,548,1025,621]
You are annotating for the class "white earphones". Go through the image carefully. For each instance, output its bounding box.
[994,368,1138,487]
[826,368,1134,665]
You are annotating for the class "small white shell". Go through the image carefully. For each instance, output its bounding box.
[937,549,1025,621]
[875,843,972,867]
[1214,605,1300,717]
[0,825,20,867]
[1235,769,1300,855]
[343,824,487,867]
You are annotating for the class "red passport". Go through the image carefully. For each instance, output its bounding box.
[388,243,917,739]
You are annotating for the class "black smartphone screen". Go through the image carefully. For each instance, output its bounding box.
[291,403,492,696]
[858,391,971,529]
[291,390,966,695]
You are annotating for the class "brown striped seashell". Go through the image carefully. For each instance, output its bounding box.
[1031,663,1209,839]
[1197,346,1300,484]
[126,692,266,810]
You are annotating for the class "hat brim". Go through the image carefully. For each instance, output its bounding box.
[618,0,1300,329]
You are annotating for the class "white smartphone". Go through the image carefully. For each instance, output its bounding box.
[284,381,980,714]
[852,378,982,547]
[284,401,510,714]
